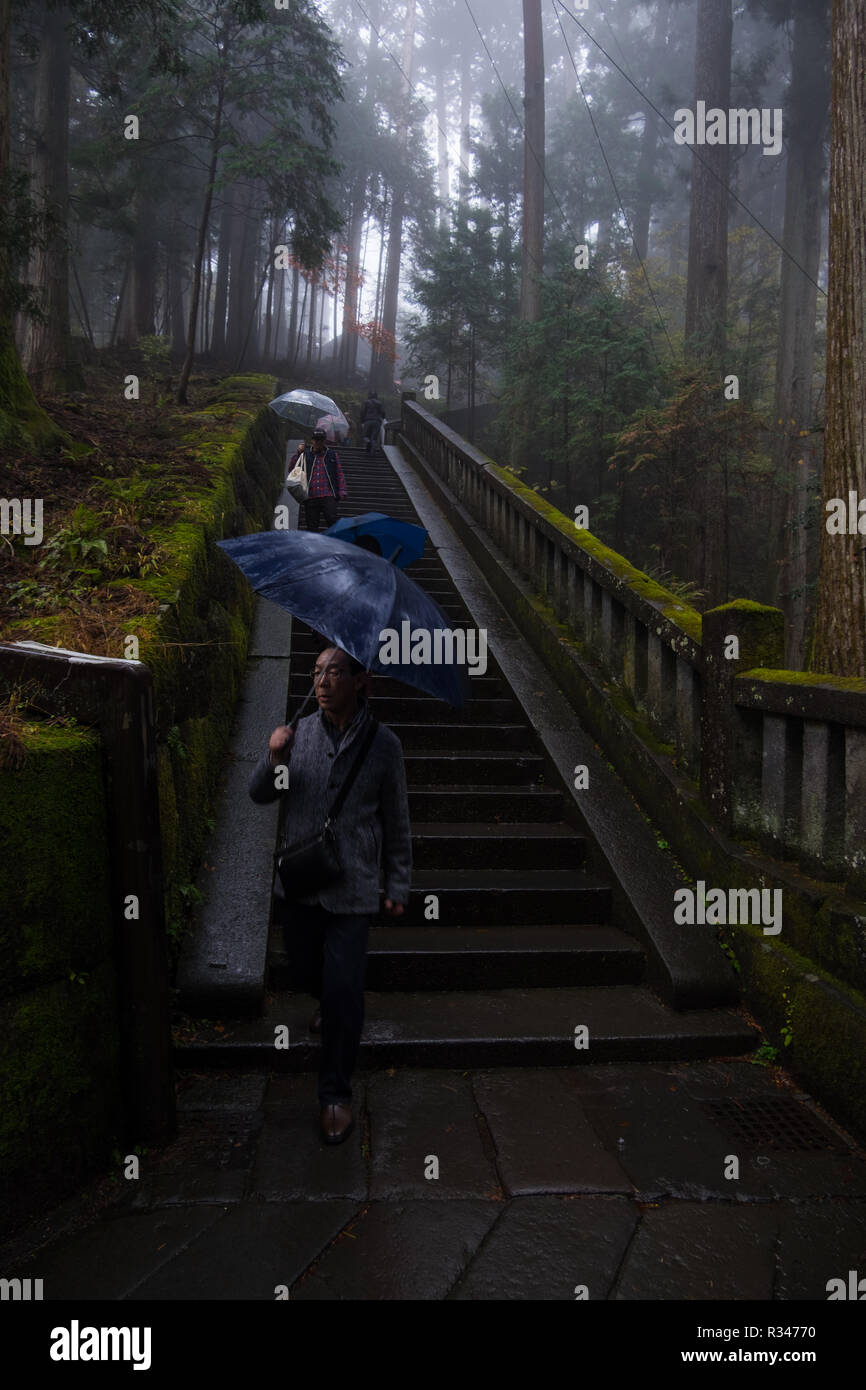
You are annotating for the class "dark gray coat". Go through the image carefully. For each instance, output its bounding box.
[248,697,412,914]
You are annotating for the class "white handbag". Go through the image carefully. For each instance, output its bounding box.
[286,450,309,502]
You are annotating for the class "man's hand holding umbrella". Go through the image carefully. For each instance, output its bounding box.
[268,725,295,766]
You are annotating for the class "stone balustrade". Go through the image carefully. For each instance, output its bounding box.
[400,396,866,897]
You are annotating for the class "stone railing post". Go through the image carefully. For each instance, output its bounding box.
[700,602,784,833]
[0,641,176,1146]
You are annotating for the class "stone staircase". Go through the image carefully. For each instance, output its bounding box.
[176,442,756,1069]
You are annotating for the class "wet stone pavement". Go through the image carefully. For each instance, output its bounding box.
[7,1059,866,1301]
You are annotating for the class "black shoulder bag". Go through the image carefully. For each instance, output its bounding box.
[274,718,379,898]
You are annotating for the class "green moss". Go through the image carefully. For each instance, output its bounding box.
[707,598,777,614]
[0,374,284,1212]
[0,333,70,451]
[731,929,866,1141]
[0,965,121,1213]
[744,668,866,694]
[0,725,112,993]
[486,461,702,643]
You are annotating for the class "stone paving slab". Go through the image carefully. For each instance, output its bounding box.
[775,1203,866,1300]
[614,1203,780,1300]
[367,1069,501,1199]
[176,1073,268,1112]
[290,1199,499,1300]
[472,1069,632,1195]
[121,1108,263,1212]
[251,1074,367,1201]
[14,1207,228,1300]
[128,1201,358,1300]
[559,1062,866,1202]
[6,1065,866,1300]
[450,1195,638,1300]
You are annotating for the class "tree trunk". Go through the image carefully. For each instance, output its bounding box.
[263,220,275,361]
[317,269,326,362]
[331,252,338,360]
[341,0,378,378]
[306,273,317,367]
[436,66,450,231]
[168,241,186,357]
[370,0,416,393]
[367,192,388,390]
[176,80,224,404]
[293,275,308,368]
[132,190,157,340]
[352,215,371,377]
[812,0,866,676]
[770,0,829,666]
[273,258,284,366]
[519,0,544,325]
[22,3,83,393]
[225,187,255,361]
[684,0,731,357]
[458,46,472,209]
[203,227,213,353]
[287,262,300,368]
[0,0,64,443]
[210,200,232,357]
[684,0,732,605]
[631,8,668,263]
[340,176,365,377]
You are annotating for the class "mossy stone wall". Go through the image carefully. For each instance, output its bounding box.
[0,376,283,1230]
[0,726,120,1231]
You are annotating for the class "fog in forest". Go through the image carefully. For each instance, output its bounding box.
[3,2,860,672]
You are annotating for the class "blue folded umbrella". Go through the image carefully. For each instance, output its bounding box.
[326,512,427,568]
[216,530,472,706]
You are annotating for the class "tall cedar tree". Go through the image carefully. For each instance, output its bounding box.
[812,0,866,676]
[683,0,732,606]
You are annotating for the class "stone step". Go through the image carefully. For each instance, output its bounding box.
[268,925,644,991]
[388,723,533,751]
[288,673,508,700]
[409,785,566,821]
[402,752,546,785]
[366,698,525,724]
[410,822,585,869]
[175,986,758,1069]
[289,619,481,651]
[403,869,610,924]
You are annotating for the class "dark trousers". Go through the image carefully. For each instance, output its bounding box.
[283,904,371,1105]
[363,419,380,453]
[304,496,338,531]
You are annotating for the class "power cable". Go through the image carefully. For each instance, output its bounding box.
[555,0,826,297]
[463,0,567,282]
[552,0,674,356]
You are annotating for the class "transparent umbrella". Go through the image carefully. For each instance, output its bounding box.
[268,389,345,432]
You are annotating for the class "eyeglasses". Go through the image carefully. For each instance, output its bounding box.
[313,664,350,684]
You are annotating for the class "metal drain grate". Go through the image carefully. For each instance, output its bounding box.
[704,1098,849,1153]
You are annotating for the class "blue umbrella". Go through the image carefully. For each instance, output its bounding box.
[326,512,427,568]
[216,531,472,707]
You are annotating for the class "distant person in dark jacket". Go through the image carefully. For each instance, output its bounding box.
[360,391,386,454]
[291,427,347,530]
[248,646,411,1145]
